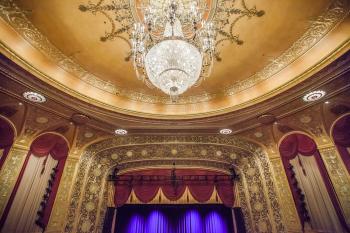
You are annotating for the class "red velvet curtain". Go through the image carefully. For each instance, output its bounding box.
[332,115,350,174]
[162,184,186,201]
[0,117,15,170]
[31,134,69,226]
[133,183,160,203]
[189,184,214,202]
[279,134,317,159]
[114,169,234,207]
[279,133,348,231]
[0,133,69,228]
[216,181,234,207]
[30,133,69,160]
[115,184,132,207]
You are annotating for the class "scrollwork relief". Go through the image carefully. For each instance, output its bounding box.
[0,146,29,217]
[270,157,301,232]
[319,146,350,226]
[46,158,79,232]
[63,136,284,233]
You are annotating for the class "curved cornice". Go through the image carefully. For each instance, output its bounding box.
[84,135,262,156]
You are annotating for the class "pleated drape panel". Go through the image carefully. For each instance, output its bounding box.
[279,133,349,232]
[290,155,344,232]
[0,133,69,232]
[2,155,57,233]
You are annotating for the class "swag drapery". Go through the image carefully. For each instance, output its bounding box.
[332,114,350,174]
[0,117,15,170]
[113,169,235,207]
[0,133,69,233]
[279,133,348,232]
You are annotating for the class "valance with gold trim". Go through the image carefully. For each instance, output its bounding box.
[107,169,239,207]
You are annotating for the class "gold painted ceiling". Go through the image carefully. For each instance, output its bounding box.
[0,0,349,118]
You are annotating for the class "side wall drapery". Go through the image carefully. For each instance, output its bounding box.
[279,133,349,232]
[2,155,58,233]
[0,133,69,232]
[332,114,350,174]
[290,155,343,232]
[232,207,246,233]
[102,207,116,233]
[114,169,234,207]
[0,117,15,170]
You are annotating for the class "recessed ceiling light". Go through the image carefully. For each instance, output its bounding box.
[115,129,128,135]
[220,128,232,135]
[325,101,330,104]
[23,91,46,103]
[302,90,326,102]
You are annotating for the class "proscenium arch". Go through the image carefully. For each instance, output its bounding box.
[64,135,284,233]
[87,142,255,233]
[79,134,265,181]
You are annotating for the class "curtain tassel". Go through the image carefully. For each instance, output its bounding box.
[40,156,48,175]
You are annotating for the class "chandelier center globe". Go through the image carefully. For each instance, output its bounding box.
[145,38,202,97]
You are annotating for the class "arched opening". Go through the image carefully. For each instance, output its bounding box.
[331,114,350,174]
[0,116,15,170]
[279,133,348,232]
[103,167,241,233]
[63,136,282,233]
[0,132,69,233]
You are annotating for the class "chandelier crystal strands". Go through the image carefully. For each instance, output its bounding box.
[131,0,216,101]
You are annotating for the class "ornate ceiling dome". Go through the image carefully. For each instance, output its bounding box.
[0,0,349,118]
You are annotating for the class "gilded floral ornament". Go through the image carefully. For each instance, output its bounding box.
[61,135,284,233]
[225,0,349,96]
[78,0,265,63]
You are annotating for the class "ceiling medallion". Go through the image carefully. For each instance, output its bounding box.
[302,90,326,102]
[131,0,216,101]
[22,91,46,103]
[220,128,232,135]
[115,129,128,135]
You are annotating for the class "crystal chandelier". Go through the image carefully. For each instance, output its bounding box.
[131,0,216,101]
